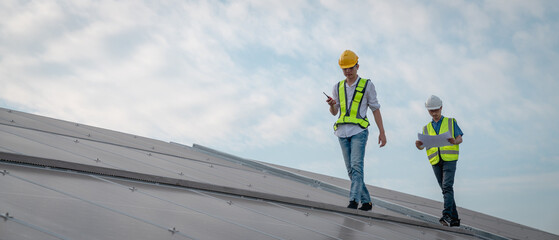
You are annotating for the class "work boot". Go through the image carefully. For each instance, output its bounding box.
[347,200,358,209]
[450,218,461,227]
[358,202,372,211]
[439,215,452,226]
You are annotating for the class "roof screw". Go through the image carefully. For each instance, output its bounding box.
[178,172,184,176]
[304,212,310,217]
[147,153,152,156]
[247,184,252,187]
[1,212,13,221]
[306,194,310,198]
[74,139,79,143]
[87,134,91,137]
[95,158,101,163]
[151,146,155,150]
[7,110,12,113]
[209,164,213,168]
[10,120,14,123]
[129,187,137,192]
[75,123,80,126]
[168,227,179,234]
[227,201,233,205]
[1,170,9,176]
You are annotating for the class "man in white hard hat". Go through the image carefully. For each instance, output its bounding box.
[326,50,387,211]
[415,95,463,227]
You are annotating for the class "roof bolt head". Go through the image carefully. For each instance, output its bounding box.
[1,170,8,176]
[1,212,13,221]
[168,227,179,234]
[129,187,137,192]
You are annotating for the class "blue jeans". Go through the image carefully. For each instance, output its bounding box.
[338,129,371,203]
[432,160,459,219]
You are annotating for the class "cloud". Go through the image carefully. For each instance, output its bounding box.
[1,0,559,234]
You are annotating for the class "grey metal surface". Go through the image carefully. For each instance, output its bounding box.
[191,145,509,240]
[0,163,478,240]
[0,123,348,205]
[1,107,558,240]
[0,108,250,170]
[262,160,559,240]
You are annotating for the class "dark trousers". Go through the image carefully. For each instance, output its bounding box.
[432,160,459,219]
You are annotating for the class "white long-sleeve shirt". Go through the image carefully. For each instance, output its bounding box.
[332,76,380,138]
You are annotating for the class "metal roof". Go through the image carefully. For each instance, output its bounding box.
[1,107,557,240]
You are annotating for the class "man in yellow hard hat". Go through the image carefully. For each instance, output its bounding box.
[415,95,463,227]
[326,50,387,211]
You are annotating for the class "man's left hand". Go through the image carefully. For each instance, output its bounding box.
[378,132,387,147]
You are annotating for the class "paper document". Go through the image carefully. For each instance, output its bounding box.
[417,132,452,148]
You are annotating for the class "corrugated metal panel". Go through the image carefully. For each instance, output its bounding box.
[1,107,558,240]
[0,123,350,205]
[260,153,559,240]
[0,163,477,240]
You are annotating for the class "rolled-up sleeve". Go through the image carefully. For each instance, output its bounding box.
[366,82,380,112]
[332,84,340,110]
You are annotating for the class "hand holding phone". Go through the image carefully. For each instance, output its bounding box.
[324,92,335,106]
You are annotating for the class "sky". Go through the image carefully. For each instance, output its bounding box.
[1,0,558,235]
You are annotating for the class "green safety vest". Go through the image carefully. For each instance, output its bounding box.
[334,78,370,131]
[423,117,459,165]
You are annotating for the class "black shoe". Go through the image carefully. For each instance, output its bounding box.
[450,218,461,227]
[439,215,451,226]
[347,200,358,209]
[358,202,372,211]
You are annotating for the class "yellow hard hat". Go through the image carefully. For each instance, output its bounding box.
[338,50,359,69]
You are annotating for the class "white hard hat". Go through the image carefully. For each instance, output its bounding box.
[425,95,443,110]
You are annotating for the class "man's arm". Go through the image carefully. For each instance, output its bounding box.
[448,134,463,145]
[327,98,338,115]
[372,109,387,147]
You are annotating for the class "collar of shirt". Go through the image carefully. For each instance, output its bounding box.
[345,75,360,87]
[431,115,445,134]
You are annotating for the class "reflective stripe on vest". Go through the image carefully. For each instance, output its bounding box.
[334,78,370,130]
[423,117,459,165]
